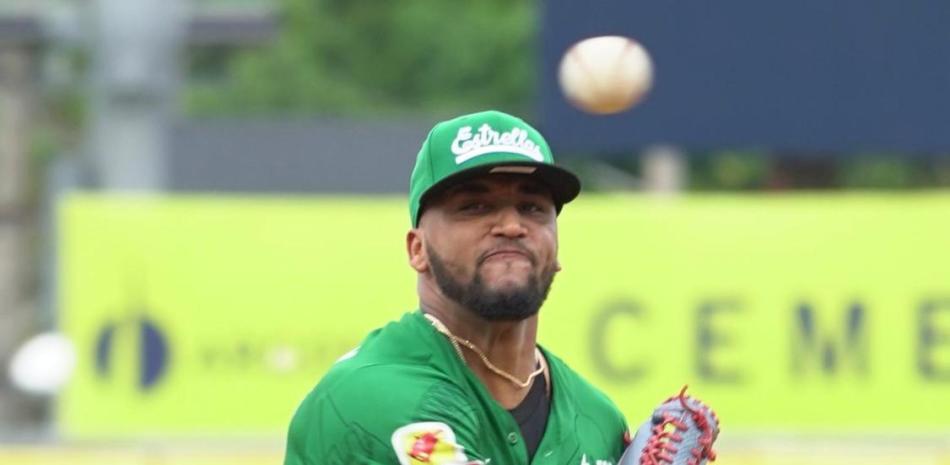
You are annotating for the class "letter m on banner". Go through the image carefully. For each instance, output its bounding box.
[792,301,868,377]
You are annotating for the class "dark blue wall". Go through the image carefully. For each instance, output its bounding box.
[540,0,950,154]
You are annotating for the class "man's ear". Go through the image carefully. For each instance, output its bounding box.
[406,229,429,272]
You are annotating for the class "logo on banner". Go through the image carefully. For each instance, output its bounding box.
[95,313,170,392]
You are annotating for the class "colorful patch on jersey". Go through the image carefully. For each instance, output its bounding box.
[391,422,474,465]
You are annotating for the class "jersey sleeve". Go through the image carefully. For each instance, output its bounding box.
[285,365,487,465]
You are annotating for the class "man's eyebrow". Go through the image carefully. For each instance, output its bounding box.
[441,178,552,199]
[518,181,551,197]
[444,181,490,196]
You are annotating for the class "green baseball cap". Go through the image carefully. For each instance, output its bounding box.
[409,110,581,226]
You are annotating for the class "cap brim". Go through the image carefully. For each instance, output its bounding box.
[417,161,581,224]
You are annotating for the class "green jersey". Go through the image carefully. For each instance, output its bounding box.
[285,311,629,465]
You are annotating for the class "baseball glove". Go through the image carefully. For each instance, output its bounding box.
[618,386,719,465]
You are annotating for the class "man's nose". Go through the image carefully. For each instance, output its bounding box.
[491,206,528,238]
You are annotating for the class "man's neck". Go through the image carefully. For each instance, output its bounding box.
[422,300,542,409]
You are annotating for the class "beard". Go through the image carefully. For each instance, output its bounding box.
[426,244,556,321]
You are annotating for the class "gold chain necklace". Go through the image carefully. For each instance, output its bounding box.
[424,313,544,389]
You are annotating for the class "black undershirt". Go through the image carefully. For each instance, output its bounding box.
[506,370,550,461]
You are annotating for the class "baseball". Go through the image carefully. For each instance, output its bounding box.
[558,35,654,115]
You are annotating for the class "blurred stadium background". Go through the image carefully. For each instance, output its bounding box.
[2,0,950,464]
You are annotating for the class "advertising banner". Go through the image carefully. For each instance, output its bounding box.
[59,194,950,437]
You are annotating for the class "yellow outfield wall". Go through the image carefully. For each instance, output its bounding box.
[58,193,950,438]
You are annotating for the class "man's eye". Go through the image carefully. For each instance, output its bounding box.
[460,202,488,212]
[520,202,547,214]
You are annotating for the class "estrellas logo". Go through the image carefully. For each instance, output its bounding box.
[450,124,545,164]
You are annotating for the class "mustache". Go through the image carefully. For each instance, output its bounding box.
[477,243,537,266]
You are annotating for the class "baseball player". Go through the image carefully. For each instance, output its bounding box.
[285,110,717,465]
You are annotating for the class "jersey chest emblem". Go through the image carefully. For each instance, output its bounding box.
[392,421,478,465]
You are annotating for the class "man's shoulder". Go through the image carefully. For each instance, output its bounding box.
[315,311,435,378]
[288,357,482,463]
[286,316,482,464]
[291,311,478,431]
[299,360,462,419]
[304,311,455,409]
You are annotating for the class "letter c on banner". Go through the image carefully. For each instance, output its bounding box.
[589,299,647,383]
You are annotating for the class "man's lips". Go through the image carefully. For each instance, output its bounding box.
[479,248,534,264]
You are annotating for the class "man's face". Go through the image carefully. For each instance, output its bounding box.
[417,174,560,321]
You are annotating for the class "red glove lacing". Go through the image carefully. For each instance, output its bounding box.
[640,386,718,465]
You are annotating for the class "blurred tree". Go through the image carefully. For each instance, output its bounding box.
[840,154,916,189]
[186,0,537,117]
[708,151,769,190]
[689,150,769,191]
